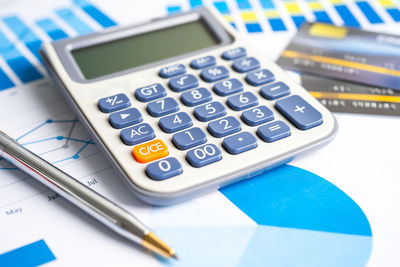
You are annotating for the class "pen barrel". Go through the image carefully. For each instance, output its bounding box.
[0,132,148,243]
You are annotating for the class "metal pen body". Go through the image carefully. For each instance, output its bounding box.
[0,131,147,244]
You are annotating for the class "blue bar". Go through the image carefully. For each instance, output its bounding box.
[167,5,182,14]
[2,16,42,61]
[237,0,252,10]
[314,10,333,23]
[334,4,361,27]
[55,8,93,35]
[214,1,230,14]
[36,18,68,40]
[189,0,203,8]
[0,30,43,83]
[386,8,400,22]
[0,67,14,91]
[269,18,287,31]
[245,23,263,32]
[0,240,56,267]
[259,0,275,9]
[73,0,117,28]
[292,15,307,28]
[356,1,383,24]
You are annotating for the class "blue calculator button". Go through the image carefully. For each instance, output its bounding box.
[246,69,274,86]
[169,74,199,92]
[159,112,193,133]
[222,132,258,155]
[172,127,207,150]
[227,92,258,111]
[222,47,246,60]
[146,157,183,181]
[193,102,226,122]
[120,123,155,145]
[200,66,230,82]
[275,95,323,130]
[190,55,216,69]
[260,81,290,100]
[135,83,166,102]
[241,106,274,126]
[213,78,243,96]
[232,57,260,73]
[147,97,179,117]
[186,144,222,168]
[207,116,241,138]
[257,121,291,143]
[181,87,212,107]
[98,94,130,113]
[109,108,142,129]
[159,63,186,78]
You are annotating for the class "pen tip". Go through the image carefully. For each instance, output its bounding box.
[172,253,179,260]
[142,232,178,260]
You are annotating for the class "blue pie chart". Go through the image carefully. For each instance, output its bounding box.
[155,165,372,266]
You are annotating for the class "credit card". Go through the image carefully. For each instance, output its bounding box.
[300,73,400,117]
[277,23,400,91]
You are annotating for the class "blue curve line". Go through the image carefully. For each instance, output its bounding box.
[1,119,94,170]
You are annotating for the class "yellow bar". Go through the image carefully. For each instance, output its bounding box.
[329,0,344,4]
[378,0,394,7]
[224,15,233,21]
[241,11,257,21]
[284,2,302,13]
[309,91,400,103]
[265,10,280,17]
[282,50,400,77]
[308,2,323,10]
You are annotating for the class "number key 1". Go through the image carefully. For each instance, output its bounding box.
[172,127,207,150]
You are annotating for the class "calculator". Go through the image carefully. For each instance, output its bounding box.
[41,7,337,205]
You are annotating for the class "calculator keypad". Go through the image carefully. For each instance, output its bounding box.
[109,108,142,129]
[146,97,179,117]
[97,47,325,182]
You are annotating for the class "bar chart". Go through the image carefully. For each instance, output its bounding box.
[0,0,116,91]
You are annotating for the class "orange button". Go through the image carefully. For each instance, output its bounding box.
[132,139,169,163]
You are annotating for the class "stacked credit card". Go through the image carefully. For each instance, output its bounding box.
[277,23,400,117]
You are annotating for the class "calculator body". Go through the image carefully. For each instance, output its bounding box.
[41,7,337,205]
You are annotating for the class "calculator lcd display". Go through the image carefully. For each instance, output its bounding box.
[71,20,220,79]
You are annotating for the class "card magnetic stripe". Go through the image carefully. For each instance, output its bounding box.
[236,0,263,32]
[259,0,287,31]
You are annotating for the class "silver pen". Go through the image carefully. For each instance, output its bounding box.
[0,130,178,260]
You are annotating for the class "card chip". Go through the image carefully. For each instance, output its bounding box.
[309,23,348,39]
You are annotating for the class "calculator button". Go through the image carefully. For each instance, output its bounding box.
[200,66,230,82]
[120,123,155,146]
[186,144,222,168]
[159,112,193,133]
[190,55,216,69]
[222,47,246,60]
[147,97,179,117]
[207,116,241,138]
[159,63,186,78]
[146,157,183,181]
[169,74,199,92]
[132,139,169,163]
[222,132,258,155]
[181,87,212,107]
[232,57,260,73]
[193,102,226,122]
[109,108,142,129]
[241,106,274,126]
[245,69,274,86]
[257,121,291,143]
[260,81,290,100]
[172,127,207,150]
[227,92,258,111]
[213,78,243,96]
[98,94,130,113]
[275,95,323,130]
[135,83,167,102]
